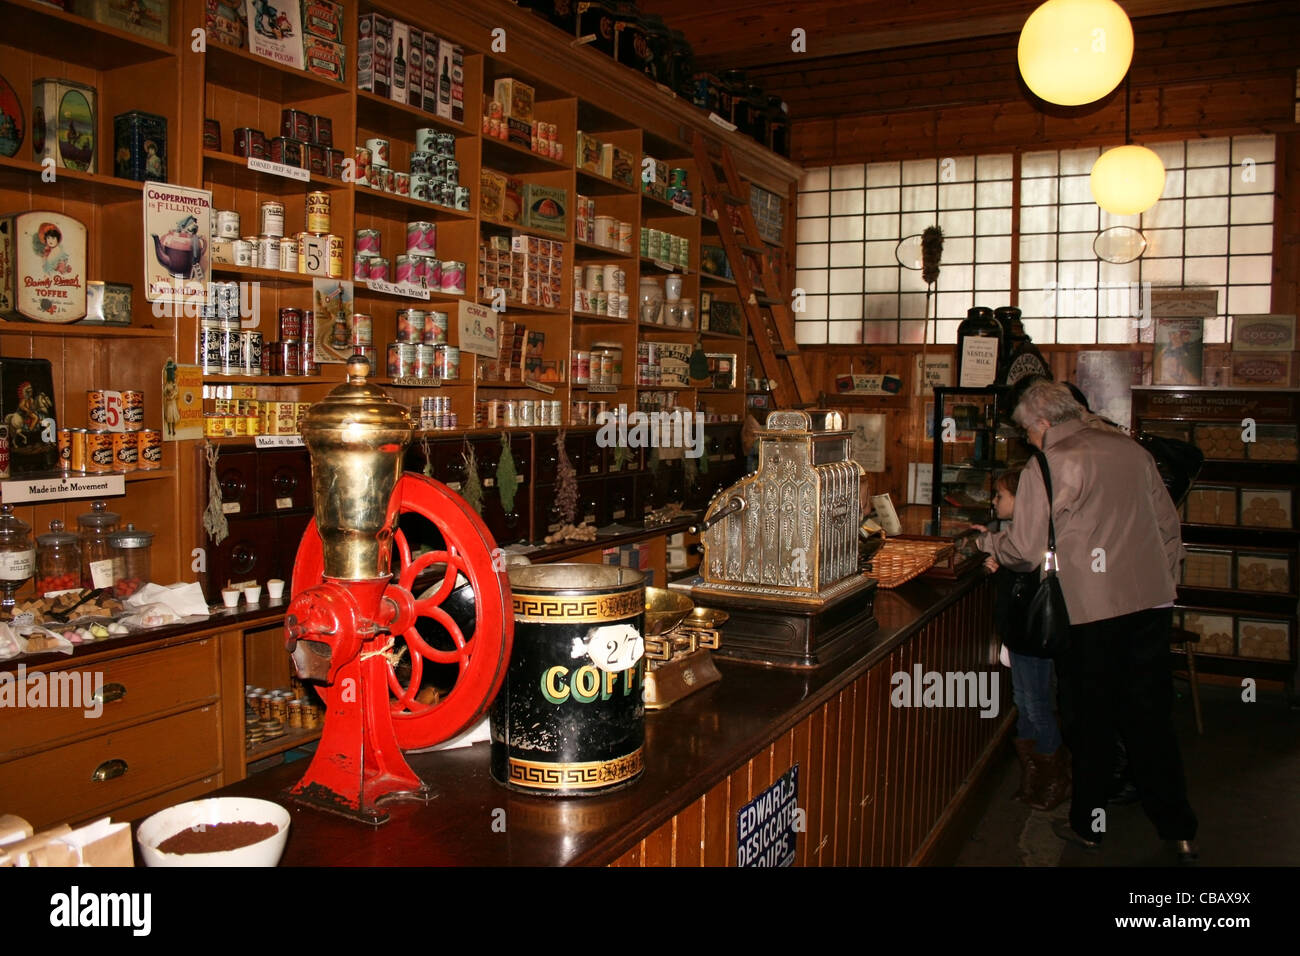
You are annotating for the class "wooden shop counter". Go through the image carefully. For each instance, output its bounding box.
[212,571,1006,866]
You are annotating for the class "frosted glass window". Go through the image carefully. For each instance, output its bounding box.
[1058,232,1097,260]
[978,155,1014,180]
[797,218,828,244]
[1021,177,1058,206]
[797,245,828,269]
[1228,285,1272,315]
[863,322,897,343]
[829,294,863,320]
[1188,258,1227,286]
[864,293,898,318]
[1230,225,1273,255]
[900,319,927,342]
[1229,256,1272,285]
[831,217,865,242]
[1231,163,1274,195]
[938,210,975,237]
[977,181,1014,208]
[795,323,825,345]
[943,237,975,264]
[866,188,900,213]
[1022,152,1058,177]
[831,165,865,189]
[936,291,974,316]
[796,270,828,294]
[828,322,861,344]
[1144,229,1183,257]
[1231,136,1274,164]
[939,183,975,209]
[976,208,1012,235]
[900,294,928,320]
[977,264,1011,290]
[1185,227,1228,256]
[1230,195,1274,224]
[1060,175,1094,205]
[800,167,830,191]
[1142,258,1185,283]
[1187,139,1230,167]
[800,295,827,320]
[1060,205,1099,233]
[863,267,897,292]
[798,192,829,217]
[1185,197,1229,227]
[1143,200,1183,229]
[901,185,937,211]
[865,241,896,267]
[976,236,1012,262]
[1056,318,1096,343]
[1021,317,1055,343]
[830,244,863,267]
[829,269,864,293]
[866,163,901,188]
[867,216,898,240]
[901,159,937,185]
[829,191,865,215]
[934,319,961,343]
[1186,167,1230,197]
[1020,206,1057,235]
[899,212,934,235]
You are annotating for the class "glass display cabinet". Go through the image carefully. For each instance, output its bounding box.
[929,385,1030,531]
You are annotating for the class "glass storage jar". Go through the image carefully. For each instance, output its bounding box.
[108,524,154,598]
[35,519,82,596]
[77,500,121,589]
[0,505,35,611]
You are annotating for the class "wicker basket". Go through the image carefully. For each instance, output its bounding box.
[867,538,954,589]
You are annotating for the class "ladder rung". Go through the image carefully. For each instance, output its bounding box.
[754,293,780,306]
[774,349,799,357]
[720,191,747,206]
[737,242,764,255]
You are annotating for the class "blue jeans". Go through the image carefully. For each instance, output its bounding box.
[1011,651,1061,754]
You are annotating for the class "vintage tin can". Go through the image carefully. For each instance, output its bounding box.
[282,340,302,376]
[85,431,114,474]
[232,239,253,267]
[305,191,331,233]
[439,261,465,294]
[572,350,591,384]
[355,228,382,258]
[87,390,109,427]
[260,201,285,237]
[122,390,144,431]
[311,114,333,147]
[368,257,390,281]
[396,308,426,342]
[380,167,396,193]
[453,186,471,211]
[203,118,221,151]
[414,128,440,152]
[387,342,415,378]
[257,236,280,271]
[491,564,646,795]
[137,429,162,470]
[353,254,370,282]
[327,235,344,278]
[278,307,303,340]
[216,209,241,238]
[57,427,70,472]
[425,310,448,344]
[243,331,263,376]
[364,137,390,166]
[414,344,436,380]
[199,321,222,372]
[111,432,138,472]
[406,220,436,253]
[221,326,244,375]
[394,254,414,285]
[232,127,266,159]
[433,344,459,380]
[279,236,298,272]
[409,172,433,203]
[68,428,87,473]
[395,172,410,196]
[280,108,312,142]
[306,144,329,176]
[327,148,344,179]
[350,313,373,347]
[270,136,305,168]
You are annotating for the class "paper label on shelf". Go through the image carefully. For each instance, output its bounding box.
[222,502,241,514]
[366,278,431,300]
[958,337,998,387]
[670,201,697,216]
[254,436,305,448]
[0,475,126,504]
[391,376,441,387]
[0,549,35,580]
[446,481,462,491]
[585,623,644,673]
[276,497,293,510]
[585,384,617,394]
[525,379,556,394]
[908,462,934,506]
[651,260,676,272]
[246,156,311,182]
[89,558,118,590]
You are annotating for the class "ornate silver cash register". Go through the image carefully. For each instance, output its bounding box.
[689,410,877,668]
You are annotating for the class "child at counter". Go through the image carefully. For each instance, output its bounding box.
[978,468,1069,811]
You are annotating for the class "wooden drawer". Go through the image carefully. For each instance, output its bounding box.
[0,705,222,831]
[2,638,219,757]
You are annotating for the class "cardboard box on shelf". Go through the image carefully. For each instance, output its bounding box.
[358,12,393,97]
[493,78,536,124]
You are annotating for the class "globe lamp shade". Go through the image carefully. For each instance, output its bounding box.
[1018,0,1134,106]
[1090,145,1166,215]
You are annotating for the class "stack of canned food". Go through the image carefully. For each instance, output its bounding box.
[202,398,312,438]
[212,194,344,279]
[641,227,691,268]
[571,342,624,386]
[416,395,458,431]
[355,128,470,210]
[386,309,457,382]
[572,263,630,318]
[224,108,343,178]
[353,220,466,295]
[575,197,634,253]
[570,399,612,426]
[475,398,564,428]
[59,390,161,475]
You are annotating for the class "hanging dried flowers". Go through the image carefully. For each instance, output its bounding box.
[555,429,578,525]
[462,440,483,515]
[497,431,520,513]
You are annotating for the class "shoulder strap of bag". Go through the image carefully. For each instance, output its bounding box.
[1030,447,1058,567]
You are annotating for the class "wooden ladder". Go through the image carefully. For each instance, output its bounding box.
[691,130,817,407]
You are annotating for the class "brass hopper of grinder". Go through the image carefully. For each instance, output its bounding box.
[642,587,727,709]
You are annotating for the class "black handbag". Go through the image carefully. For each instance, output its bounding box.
[1025,449,1072,656]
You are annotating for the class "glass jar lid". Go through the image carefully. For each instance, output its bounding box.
[37,519,78,547]
[77,500,121,531]
[108,523,154,550]
[0,505,31,545]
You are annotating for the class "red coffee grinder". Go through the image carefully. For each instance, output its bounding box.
[285,356,512,824]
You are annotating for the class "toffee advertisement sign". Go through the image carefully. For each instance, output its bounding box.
[736,764,799,867]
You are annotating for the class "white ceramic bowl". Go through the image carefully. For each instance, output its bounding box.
[137,797,290,867]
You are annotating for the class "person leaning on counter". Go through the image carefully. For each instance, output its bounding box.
[973,379,1199,864]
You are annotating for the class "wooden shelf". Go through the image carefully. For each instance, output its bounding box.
[0,0,174,67]
[372,377,472,387]
[475,298,569,317]
[573,311,633,324]
[700,329,745,340]
[475,379,566,389]
[479,219,568,243]
[481,136,571,175]
[573,239,635,261]
[576,168,636,195]
[356,284,467,305]
[699,273,736,286]
[246,726,322,762]
[0,155,146,201]
[356,90,472,139]
[353,184,474,220]
[639,322,696,333]
[0,322,172,339]
[202,375,330,385]
[203,150,336,190]
[205,40,348,101]
[641,191,699,217]
[125,467,177,482]
[640,256,691,274]
[210,264,317,286]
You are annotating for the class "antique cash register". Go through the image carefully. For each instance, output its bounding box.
[689,410,877,667]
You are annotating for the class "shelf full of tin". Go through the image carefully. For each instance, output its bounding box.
[0,1,184,583]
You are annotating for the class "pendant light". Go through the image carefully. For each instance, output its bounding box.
[1018,0,1134,106]
[1089,76,1166,215]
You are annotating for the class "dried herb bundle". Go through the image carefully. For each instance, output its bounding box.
[462,441,483,515]
[203,442,229,545]
[497,431,520,513]
[921,226,944,286]
[555,429,578,524]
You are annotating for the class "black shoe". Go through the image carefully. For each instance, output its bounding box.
[1052,817,1101,850]
[1108,781,1140,806]
[1172,839,1199,865]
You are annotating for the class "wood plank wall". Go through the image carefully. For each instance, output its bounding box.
[609,575,1005,866]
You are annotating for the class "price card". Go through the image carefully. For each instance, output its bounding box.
[247,156,311,182]
[221,502,241,514]
[586,623,644,673]
[366,278,432,300]
[89,558,118,590]
[276,497,293,510]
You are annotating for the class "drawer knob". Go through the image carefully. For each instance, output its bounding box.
[95,682,127,705]
[92,759,128,782]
